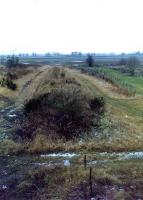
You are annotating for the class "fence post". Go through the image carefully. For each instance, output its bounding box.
[84,155,87,169]
[89,167,93,197]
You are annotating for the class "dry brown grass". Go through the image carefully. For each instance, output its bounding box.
[11,157,143,199]
[1,66,143,154]
[0,139,23,154]
[4,132,143,155]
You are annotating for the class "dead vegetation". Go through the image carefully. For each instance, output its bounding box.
[16,67,105,141]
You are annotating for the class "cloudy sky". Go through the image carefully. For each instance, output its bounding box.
[0,0,143,54]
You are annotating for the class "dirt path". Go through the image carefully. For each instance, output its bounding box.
[16,65,50,104]
[0,66,50,140]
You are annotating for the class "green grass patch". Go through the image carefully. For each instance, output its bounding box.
[96,68,143,96]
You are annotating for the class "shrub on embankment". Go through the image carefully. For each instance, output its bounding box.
[16,67,105,141]
[0,73,17,90]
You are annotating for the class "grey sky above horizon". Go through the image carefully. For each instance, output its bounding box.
[0,0,143,54]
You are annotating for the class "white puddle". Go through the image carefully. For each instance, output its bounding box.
[37,151,143,168]
[96,151,143,161]
[40,153,77,158]
[34,160,71,167]
[40,151,143,161]
[7,109,17,118]
[118,151,143,160]
[8,114,17,118]
[1,185,7,190]
[63,160,70,166]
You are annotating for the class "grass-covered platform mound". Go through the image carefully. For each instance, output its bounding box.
[1,65,143,154]
[17,67,105,142]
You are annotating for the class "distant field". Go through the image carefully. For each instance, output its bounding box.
[18,54,143,65]
[19,56,86,65]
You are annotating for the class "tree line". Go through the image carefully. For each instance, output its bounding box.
[0,55,19,67]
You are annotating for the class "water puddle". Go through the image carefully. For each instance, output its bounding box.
[40,151,143,165]
[118,151,143,159]
[0,105,24,139]
[97,151,143,160]
[40,152,77,158]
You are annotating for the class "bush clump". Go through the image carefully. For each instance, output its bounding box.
[0,73,17,90]
[18,86,105,140]
[6,72,18,80]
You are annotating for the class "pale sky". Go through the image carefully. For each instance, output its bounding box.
[0,0,143,54]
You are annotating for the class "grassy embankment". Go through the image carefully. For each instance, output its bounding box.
[0,66,143,153]
[69,68,143,151]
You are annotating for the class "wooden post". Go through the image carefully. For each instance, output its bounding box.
[89,167,93,197]
[84,155,87,169]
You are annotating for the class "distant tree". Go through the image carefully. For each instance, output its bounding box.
[0,56,5,65]
[32,53,37,57]
[45,53,50,57]
[86,54,94,67]
[119,58,127,65]
[135,51,141,55]
[126,56,140,76]
[126,56,140,68]
[6,55,19,68]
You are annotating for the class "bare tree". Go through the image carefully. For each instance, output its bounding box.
[127,56,140,68]
[127,56,140,76]
[86,54,94,67]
